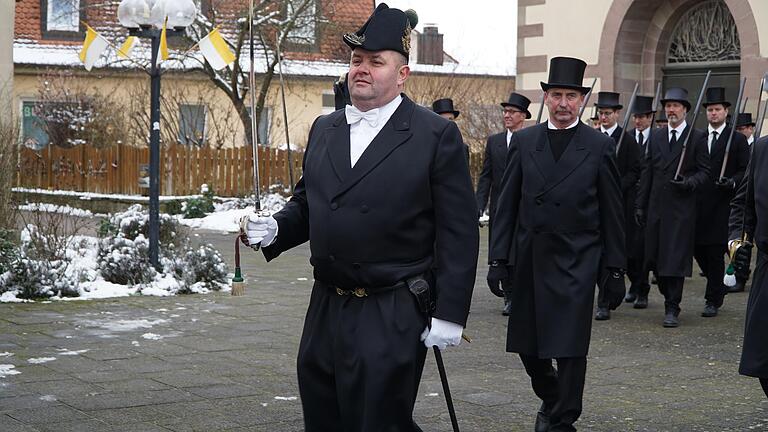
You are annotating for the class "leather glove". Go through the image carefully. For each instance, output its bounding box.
[421,318,464,350]
[733,241,753,280]
[634,208,646,228]
[715,177,736,191]
[603,267,626,310]
[487,262,509,298]
[669,176,695,192]
[239,213,278,247]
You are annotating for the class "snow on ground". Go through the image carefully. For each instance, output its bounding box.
[18,203,97,218]
[0,365,20,379]
[27,357,57,364]
[13,187,202,202]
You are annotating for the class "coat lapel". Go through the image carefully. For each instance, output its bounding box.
[663,125,689,170]
[325,115,352,182]
[710,126,728,160]
[529,124,552,184]
[332,96,415,199]
[537,124,590,196]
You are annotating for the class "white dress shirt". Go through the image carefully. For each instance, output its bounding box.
[506,129,513,147]
[636,127,650,145]
[748,135,754,146]
[707,123,726,153]
[347,95,403,167]
[600,123,618,137]
[669,120,687,142]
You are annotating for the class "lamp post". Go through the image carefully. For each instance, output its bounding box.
[117,0,196,267]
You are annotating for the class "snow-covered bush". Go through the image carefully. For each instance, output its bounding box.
[182,184,215,219]
[3,258,79,299]
[184,244,228,289]
[98,234,157,285]
[99,204,185,248]
[0,229,17,274]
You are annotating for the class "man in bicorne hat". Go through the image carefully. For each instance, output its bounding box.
[490,56,625,431]
[624,95,656,308]
[242,4,478,430]
[636,87,709,327]
[593,92,643,321]
[694,87,749,317]
[477,92,531,316]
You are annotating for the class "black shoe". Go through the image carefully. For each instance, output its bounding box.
[534,403,550,432]
[634,296,648,309]
[624,292,637,303]
[728,281,746,293]
[595,307,610,321]
[701,304,718,317]
[663,311,679,328]
[502,299,512,316]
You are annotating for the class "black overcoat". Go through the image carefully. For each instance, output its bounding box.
[695,126,749,245]
[611,126,643,258]
[476,132,511,261]
[490,122,625,358]
[729,137,768,377]
[262,95,479,326]
[636,125,709,277]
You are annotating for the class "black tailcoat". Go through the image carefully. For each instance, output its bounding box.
[730,137,768,377]
[476,131,511,260]
[262,95,479,326]
[636,125,709,277]
[490,122,625,358]
[610,126,643,258]
[695,126,749,245]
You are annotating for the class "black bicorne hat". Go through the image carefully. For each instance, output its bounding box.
[540,57,590,94]
[660,87,691,111]
[702,87,732,108]
[343,3,418,60]
[736,112,756,127]
[432,98,460,118]
[631,96,656,115]
[501,92,532,119]
[594,92,623,110]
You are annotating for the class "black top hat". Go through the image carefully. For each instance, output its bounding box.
[660,87,691,111]
[594,92,623,110]
[500,92,532,119]
[343,3,418,59]
[631,96,656,115]
[540,57,591,94]
[590,106,599,121]
[702,87,731,108]
[432,98,460,118]
[656,110,668,123]
[736,112,756,128]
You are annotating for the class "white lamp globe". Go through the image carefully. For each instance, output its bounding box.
[149,0,167,29]
[117,0,151,28]
[166,0,197,29]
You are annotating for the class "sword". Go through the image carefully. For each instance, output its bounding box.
[275,29,296,194]
[718,77,746,181]
[674,70,711,180]
[615,82,639,155]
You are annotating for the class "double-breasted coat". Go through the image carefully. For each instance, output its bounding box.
[730,137,768,377]
[476,131,511,258]
[610,126,643,258]
[696,126,749,246]
[490,122,625,358]
[262,95,479,326]
[636,125,710,277]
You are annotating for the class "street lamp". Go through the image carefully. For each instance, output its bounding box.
[117,0,197,268]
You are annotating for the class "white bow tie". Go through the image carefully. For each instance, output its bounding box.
[345,105,379,127]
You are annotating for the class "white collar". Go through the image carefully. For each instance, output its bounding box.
[708,123,726,135]
[636,127,650,139]
[669,120,687,137]
[547,119,580,130]
[349,94,403,126]
[601,123,618,136]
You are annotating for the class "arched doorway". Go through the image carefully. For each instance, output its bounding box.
[663,0,740,128]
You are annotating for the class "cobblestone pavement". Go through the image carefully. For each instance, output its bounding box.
[1,227,766,431]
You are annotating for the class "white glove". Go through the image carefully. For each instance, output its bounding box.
[241,213,278,247]
[420,318,464,350]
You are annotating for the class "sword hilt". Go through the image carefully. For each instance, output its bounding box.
[239,210,272,251]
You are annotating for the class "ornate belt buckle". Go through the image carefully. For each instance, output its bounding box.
[352,288,368,297]
[336,287,346,296]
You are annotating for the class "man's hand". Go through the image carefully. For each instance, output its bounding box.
[715,177,736,191]
[670,176,695,192]
[733,241,753,280]
[240,213,278,248]
[604,268,626,310]
[634,208,646,228]
[421,318,464,350]
[487,262,508,298]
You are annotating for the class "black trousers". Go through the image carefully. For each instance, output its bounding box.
[519,354,587,432]
[297,282,428,432]
[694,244,728,307]
[627,255,650,297]
[761,378,768,399]
[658,276,684,313]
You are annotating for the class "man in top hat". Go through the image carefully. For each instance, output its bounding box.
[490,56,625,431]
[655,111,668,129]
[736,112,757,146]
[693,87,750,316]
[635,87,710,327]
[433,97,470,161]
[624,95,656,308]
[593,92,643,321]
[243,4,478,430]
[477,91,531,316]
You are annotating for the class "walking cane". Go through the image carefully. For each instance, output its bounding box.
[434,347,461,432]
[673,70,711,180]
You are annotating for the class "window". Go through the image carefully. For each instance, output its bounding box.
[21,101,50,151]
[321,90,335,115]
[246,107,272,146]
[286,0,317,46]
[178,104,207,146]
[42,0,84,39]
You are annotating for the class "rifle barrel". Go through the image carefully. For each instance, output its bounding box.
[719,77,747,180]
[674,70,712,180]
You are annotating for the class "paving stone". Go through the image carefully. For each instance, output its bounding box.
[7,404,93,424]
[89,405,175,425]
[0,413,39,432]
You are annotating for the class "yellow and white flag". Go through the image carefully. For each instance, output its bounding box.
[156,18,169,67]
[79,25,109,71]
[117,36,138,59]
[199,28,236,70]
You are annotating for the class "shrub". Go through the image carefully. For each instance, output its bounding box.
[105,204,185,248]
[3,258,79,299]
[0,229,17,274]
[165,200,183,215]
[98,234,157,285]
[184,244,228,289]
[182,197,211,219]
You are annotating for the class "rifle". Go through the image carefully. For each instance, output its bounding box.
[673,70,712,180]
[718,77,747,181]
[535,91,545,123]
[615,82,639,155]
[754,75,768,140]
[578,78,598,120]
[644,82,663,156]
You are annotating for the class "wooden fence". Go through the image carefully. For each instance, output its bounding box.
[17,144,303,196]
[17,143,488,197]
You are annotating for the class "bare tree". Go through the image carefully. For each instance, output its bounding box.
[0,83,18,232]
